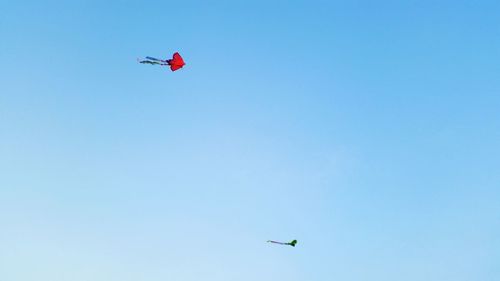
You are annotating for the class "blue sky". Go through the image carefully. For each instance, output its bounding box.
[1,1,499,280]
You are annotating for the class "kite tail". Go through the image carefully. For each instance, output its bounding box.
[138,58,169,66]
[146,56,167,62]
[267,240,287,245]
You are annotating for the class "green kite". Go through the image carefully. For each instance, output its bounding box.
[267,239,297,247]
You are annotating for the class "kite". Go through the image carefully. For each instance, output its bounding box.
[138,52,185,71]
[267,239,297,247]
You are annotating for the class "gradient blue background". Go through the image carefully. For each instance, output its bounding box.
[1,1,499,280]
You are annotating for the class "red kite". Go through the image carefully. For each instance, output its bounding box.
[138,52,185,72]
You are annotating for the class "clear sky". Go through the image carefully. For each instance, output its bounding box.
[1,1,499,281]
